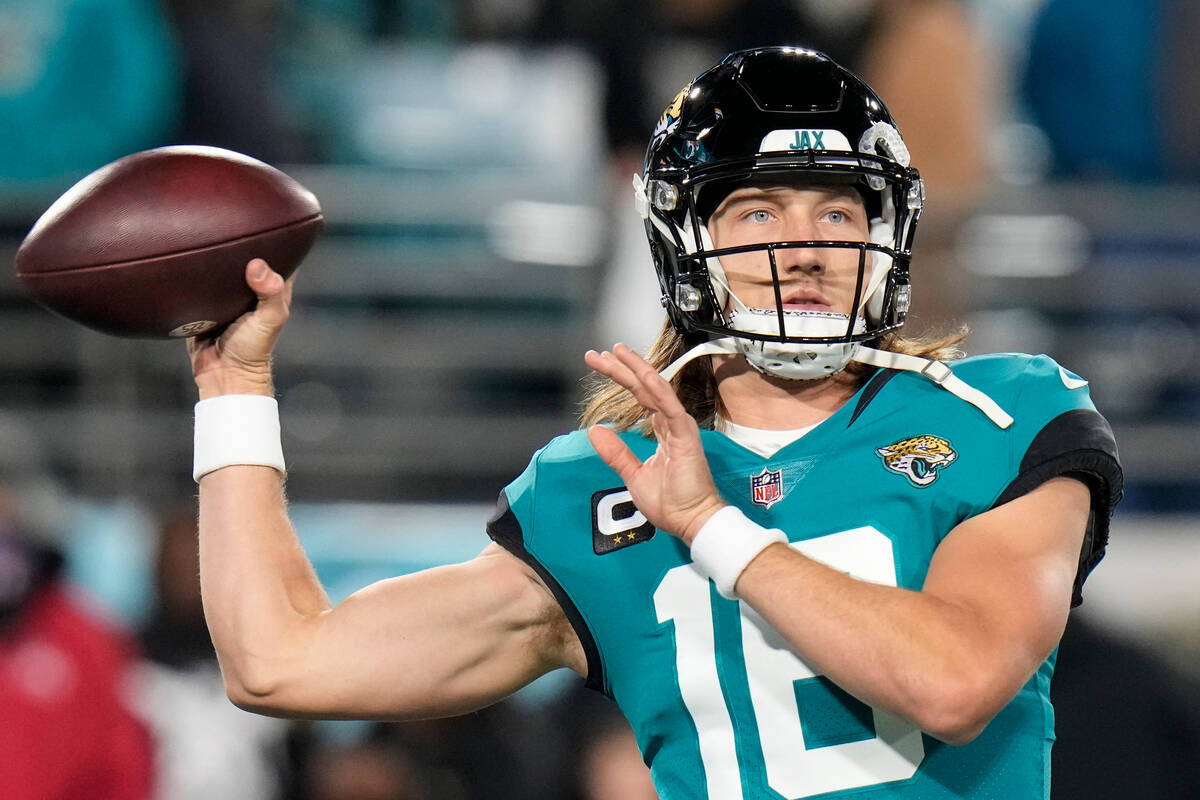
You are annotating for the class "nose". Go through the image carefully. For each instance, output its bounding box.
[773,218,825,275]
[769,211,824,274]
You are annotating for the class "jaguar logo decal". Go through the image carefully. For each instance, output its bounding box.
[876,435,957,487]
[653,83,691,138]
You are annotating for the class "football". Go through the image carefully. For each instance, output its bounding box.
[14,145,323,338]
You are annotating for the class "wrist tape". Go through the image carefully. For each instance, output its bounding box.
[689,505,788,600]
[193,394,285,482]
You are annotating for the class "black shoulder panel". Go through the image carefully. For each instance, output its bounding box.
[992,409,1123,607]
[485,492,605,692]
[485,490,526,554]
[848,369,900,427]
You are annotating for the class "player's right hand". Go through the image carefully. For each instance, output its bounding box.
[585,343,727,545]
[187,258,292,399]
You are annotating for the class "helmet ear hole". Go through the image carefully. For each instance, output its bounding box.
[864,218,895,323]
[697,224,728,311]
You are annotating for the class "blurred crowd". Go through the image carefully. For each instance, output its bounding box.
[7,0,1199,186]
[1,472,667,800]
[4,0,1200,798]
[6,0,1199,338]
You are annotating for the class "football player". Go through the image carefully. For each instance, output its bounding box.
[188,48,1122,799]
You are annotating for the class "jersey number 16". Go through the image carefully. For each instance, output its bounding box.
[653,526,926,799]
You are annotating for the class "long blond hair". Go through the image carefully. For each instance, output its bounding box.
[580,322,968,433]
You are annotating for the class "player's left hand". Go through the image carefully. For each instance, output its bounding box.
[585,343,727,546]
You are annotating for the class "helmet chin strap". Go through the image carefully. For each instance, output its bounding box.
[659,332,1013,429]
[658,309,862,385]
[636,174,1008,427]
[659,337,742,382]
[851,348,1013,428]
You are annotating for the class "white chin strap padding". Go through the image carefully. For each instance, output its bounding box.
[730,308,865,380]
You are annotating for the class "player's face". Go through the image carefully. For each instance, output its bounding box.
[707,184,871,317]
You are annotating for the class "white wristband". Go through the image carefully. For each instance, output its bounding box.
[193,394,286,483]
[689,506,788,600]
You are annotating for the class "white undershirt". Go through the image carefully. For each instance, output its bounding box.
[716,417,820,458]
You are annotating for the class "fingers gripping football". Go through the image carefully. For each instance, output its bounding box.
[188,259,293,399]
[585,344,726,545]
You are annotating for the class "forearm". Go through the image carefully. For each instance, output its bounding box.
[735,545,1030,744]
[709,477,1087,744]
[198,464,330,701]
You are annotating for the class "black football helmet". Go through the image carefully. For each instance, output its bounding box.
[637,47,926,381]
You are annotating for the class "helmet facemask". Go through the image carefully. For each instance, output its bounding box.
[639,152,923,381]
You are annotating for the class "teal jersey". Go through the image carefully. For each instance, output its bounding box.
[487,353,1121,800]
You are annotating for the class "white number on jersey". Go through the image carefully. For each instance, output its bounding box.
[653,526,925,799]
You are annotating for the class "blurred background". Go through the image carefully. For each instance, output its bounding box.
[1,0,1198,798]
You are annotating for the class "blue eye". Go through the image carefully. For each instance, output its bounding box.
[824,210,846,224]
[748,210,772,223]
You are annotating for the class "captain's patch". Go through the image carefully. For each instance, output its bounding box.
[592,488,656,554]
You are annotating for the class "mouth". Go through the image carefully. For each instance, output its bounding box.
[780,289,831,312]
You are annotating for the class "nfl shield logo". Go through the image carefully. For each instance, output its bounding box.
[750,468,784,509]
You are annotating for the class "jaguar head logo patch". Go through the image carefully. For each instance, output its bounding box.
[876,435,957,487]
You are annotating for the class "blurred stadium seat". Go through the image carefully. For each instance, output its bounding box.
[0,43,605,503]
[958,180,1200,513]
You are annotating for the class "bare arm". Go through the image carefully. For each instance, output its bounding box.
[192,261,584,719]
[734,476,1087,744]
[587,344,1089,744]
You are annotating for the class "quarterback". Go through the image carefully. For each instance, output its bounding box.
[188,48,1122,799]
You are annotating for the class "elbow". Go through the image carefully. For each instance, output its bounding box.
[211,617,331,717]
[217,655,293,716]
[917,710,989,746]
[223,679,277,716]
[904,675,1005,746]
[226,688,277,716]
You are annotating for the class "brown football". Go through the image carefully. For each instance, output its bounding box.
[15,145,323,338]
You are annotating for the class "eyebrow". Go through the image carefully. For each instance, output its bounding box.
[717,185,863,210]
